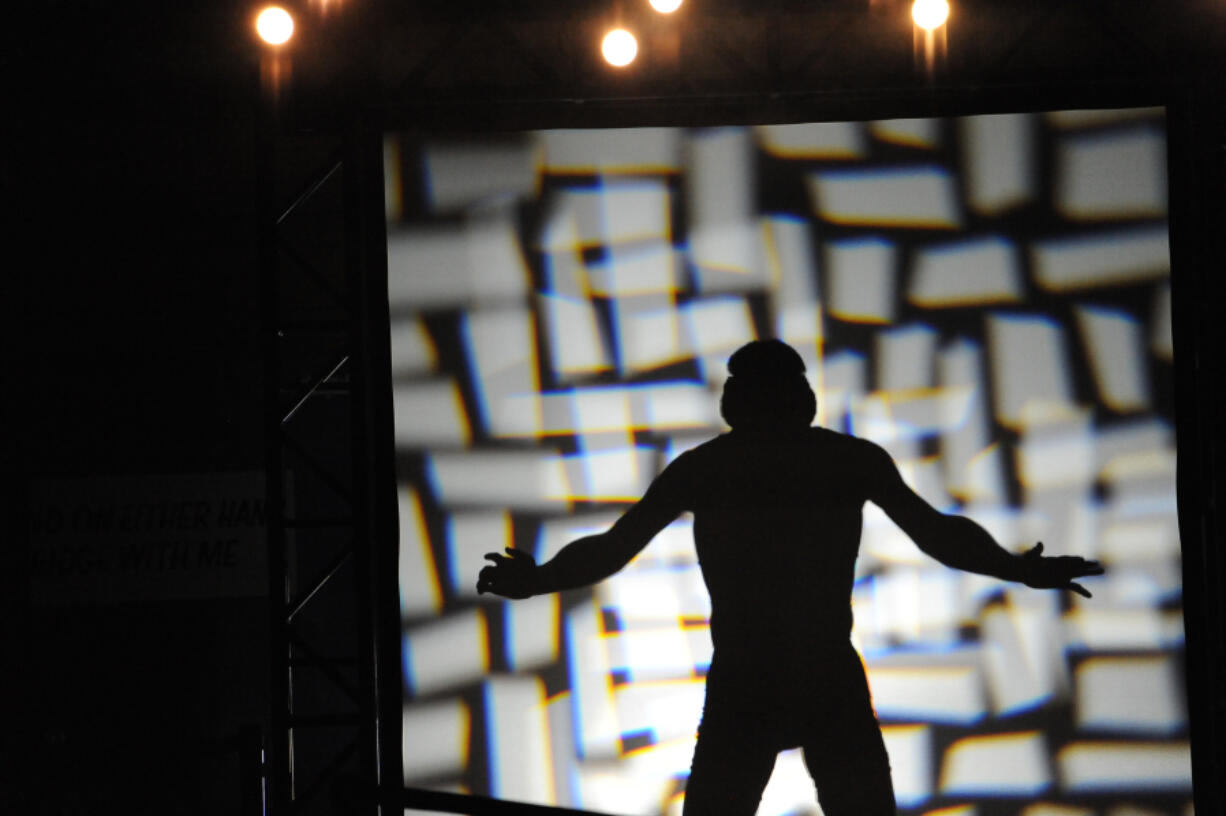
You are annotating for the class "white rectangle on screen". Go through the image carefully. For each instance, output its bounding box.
[940,731,1051,795]
[1094,419,1173,474]
[961,114,1035,214]
[820,350,866,426]
[1017,410,1095,491]
[757,121,866,158]
[608,563,709,619]
[403,698,470,781]
[427,451,569,510]
[881,725,933,808]
[447,511,509,600]
[1057,742,1191,792]
[690,222,770,290]
[423,139,539,213]
[546,693,579,807]
[981,604,1065,716]
[1064,607,1167,651]
[612,296,687,373]
[765,216,818,304]
[684,297,756,356]
[540,190,602,249]
[387,218,529,308]
[389,317,437,375]
[1031,227,1169,291]
[398,488,442,619]
[687,128,752,227]
[987,314,1073,428]
[639,384,719,431]
[393,381,471,447]
[938,340,995,500]
[1075,305,1150,412]
[598,568,682,620]
[570,387,634,434]
[564,446,655,501]
[576,741,690,815]
[484,676,555,803]
[566,600,620,760]
[809,166,961,228]
[504,594,559,671]
[1075,655,1185,734]
[539,292,611,379]
[605,626,694,682]
[775,302,821,350]
[463,307,541,437]
[599,180,672,245]
[1056,126,1167,220]
[864,566,962,643]
[590,241,679,296]
[871,118,941,149]
[909,236,1022,307]
[825,238,896,323]
[404,609,489,697]
[1100,521,1180,565]
[542,128,681,174]
[612,679,705,742]
[866,663,985,724]
[876,323,937,392]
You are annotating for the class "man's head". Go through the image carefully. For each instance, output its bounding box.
[719,340,817,431]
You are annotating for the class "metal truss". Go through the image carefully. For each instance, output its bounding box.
[258,109,397,815]
[361,0,1223,122]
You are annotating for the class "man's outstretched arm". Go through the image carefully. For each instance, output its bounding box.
[476,460,688,599]
[865,443,1103,596]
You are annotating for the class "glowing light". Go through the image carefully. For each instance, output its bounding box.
[912,0,950,31]
[602,29,638,67]
[649,0,683,12]
[256,6,294,45]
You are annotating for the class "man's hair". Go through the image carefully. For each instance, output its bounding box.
[719,340,817,430]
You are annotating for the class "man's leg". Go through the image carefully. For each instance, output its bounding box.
[801,644,896,816]
[802,724,896,816]
[682,727,777,816]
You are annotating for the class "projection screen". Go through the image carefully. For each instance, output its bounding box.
[384,107,1190,815]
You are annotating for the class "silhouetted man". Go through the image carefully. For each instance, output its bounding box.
[478,339,1102,815]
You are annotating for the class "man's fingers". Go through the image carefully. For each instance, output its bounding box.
[484,552,509,565]
[1060,557,1103,577]
[507,548,532,561]
[1069,582,1092,599]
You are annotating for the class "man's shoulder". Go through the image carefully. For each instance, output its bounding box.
[807,426,879,451]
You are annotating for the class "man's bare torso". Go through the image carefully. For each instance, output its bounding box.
[662,427,883,659]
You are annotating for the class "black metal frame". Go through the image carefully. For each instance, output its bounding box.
[259,112,400,814]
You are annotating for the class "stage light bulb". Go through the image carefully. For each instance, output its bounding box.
[649,0,683,12]
[602,29,638,67]
[256,6,295,45]
[912,0,949,30]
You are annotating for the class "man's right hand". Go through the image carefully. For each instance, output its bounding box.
[1019,542,1104,598]
[477,548,539,599]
